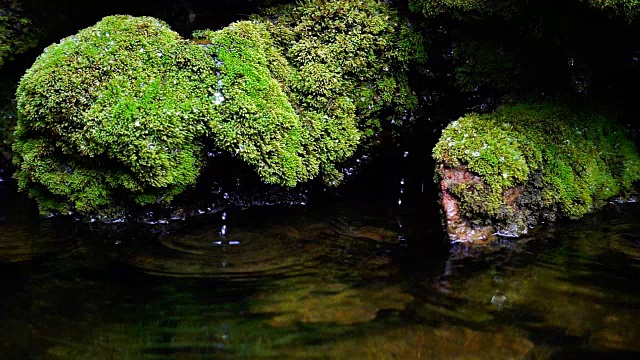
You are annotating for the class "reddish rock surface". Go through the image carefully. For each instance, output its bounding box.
[438,164,497,244]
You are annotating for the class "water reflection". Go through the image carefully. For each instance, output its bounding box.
[1,195,640,358]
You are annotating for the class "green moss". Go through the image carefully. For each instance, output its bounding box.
[433,103,640,229]
[584,0,640,18]
[14,1,425,216]
[197,0,426,185]
[409,0,517,18]
[0,0,38,68]
[193,22,308,187]
[257,0,427,182]
[14,15,219,215]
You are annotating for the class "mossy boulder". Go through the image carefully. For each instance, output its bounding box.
[14,16,220,216]
[433,103,640,242]
[13,0,425,217]
[256,0,427,183]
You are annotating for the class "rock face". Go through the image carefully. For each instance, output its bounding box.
[433,103,640,243]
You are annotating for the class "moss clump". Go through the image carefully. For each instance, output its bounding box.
[433,103,640,233]
[0,0,38,68]
[257,0,427,183]
[193,22,309,187]
[14,16,220,216]
[584,0,640,18]
[14,0,425,216]
[409,0,517,18]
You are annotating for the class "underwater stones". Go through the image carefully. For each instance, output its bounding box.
[254,283,413,327]
[433,102,640,243]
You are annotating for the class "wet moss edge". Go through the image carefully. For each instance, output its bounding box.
[433,102,640,240]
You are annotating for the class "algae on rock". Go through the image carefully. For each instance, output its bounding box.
[433,103,640,242]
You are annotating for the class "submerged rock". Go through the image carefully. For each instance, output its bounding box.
[433,102,640,243]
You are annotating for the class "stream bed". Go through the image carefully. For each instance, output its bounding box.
[1,177,639,359]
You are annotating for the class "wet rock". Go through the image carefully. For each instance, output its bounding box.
[320,325,534,359]
[253,283,413,327]
[433,103,640,244]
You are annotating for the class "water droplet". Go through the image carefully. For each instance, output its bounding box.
[221,212,227,220]
[213,91,224,105]
[491,294,507,308]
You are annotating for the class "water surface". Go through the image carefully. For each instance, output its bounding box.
[1,180,640,359]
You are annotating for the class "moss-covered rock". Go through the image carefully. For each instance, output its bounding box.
[14,16,220,216]
[193,22,311,187]
[433,103,640,242]
[13,0,425,216]
[257,0,427,183]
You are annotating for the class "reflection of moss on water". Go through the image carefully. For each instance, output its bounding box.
[253,282,414,326]
[304,324,533,359]
[112,214,399,279]
[426,210,640,354]
[0,222,78,262]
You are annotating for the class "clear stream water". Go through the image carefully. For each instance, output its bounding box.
[1,173,640,360]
